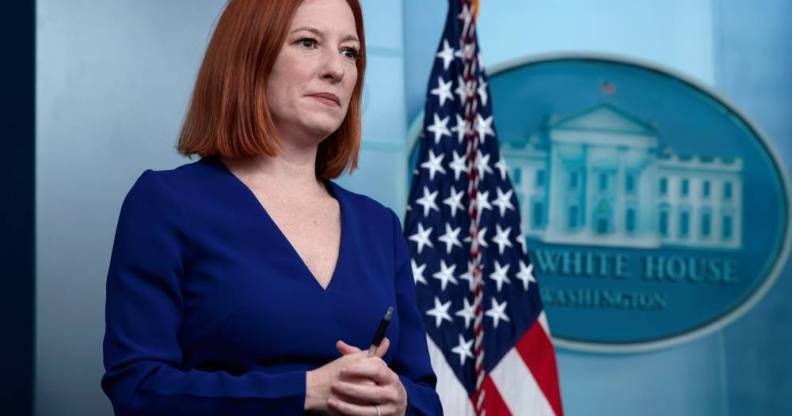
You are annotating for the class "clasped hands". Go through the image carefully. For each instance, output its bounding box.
[305,337,407,416]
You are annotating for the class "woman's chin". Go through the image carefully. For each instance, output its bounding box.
[302,120,344,141]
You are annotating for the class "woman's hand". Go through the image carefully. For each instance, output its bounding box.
[327,338,408,416]
[304,339,391,414]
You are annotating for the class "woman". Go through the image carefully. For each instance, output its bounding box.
[101,0,443,415]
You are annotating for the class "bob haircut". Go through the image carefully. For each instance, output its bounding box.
[177,0,366,180]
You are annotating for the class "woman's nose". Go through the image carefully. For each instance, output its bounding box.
[320,49,345,84]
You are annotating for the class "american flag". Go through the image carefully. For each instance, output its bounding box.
[404,1,563,415]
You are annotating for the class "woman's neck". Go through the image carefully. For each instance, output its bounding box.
[222,140,327,198]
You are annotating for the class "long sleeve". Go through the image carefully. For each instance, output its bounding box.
[101,170,306,415]
[388,210,445,416]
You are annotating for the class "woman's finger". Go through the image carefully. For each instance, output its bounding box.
[331,380,390,403]
[329,388,372,407]
[374,337,390,358]
[341,358,393,385]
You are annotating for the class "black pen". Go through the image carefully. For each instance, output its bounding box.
[368,306,394,356]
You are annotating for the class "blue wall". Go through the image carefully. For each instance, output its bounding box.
[36,1,227,414]
[34,0,791,414]
[715,1,792,414]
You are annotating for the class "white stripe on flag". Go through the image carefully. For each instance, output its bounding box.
[427,336,476,416]
[490,345,556,416]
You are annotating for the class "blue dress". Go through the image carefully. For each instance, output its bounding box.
[101,156,443,415]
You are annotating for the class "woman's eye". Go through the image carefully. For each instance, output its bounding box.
[298,38,317,49]
[341,47,359,61]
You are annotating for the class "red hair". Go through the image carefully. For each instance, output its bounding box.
[177,0,366,179]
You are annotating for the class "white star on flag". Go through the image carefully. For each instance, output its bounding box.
[451,334,474,366]
[517,230,528,254]
[436,39,455,71]
[448,150,467,181]
[494,157,508,180]
[459,42,476,61]
[475,190,492,214]
[451,114,467,143]
[411,259,427,285]
[430,76,454,107]
[492,224,513,255]
[454,75,472,102]
[464,226,488,248]
[408,223,433,254]
[432,259,458,291]
[426,113,451,144]
[455,296,477,329]
[516,260,536,290]
[476,150,493,181]
[457,3,472,25]
[438,223,462,254]
[420,149,446,180]
[443,186,465,218]
[493,188,515,216]
[458,261,477,291]
[426,297,453,328]
[489,260,512,292]
[476,114,495,143]
[477,76,488,106]
[486,297,510,329]
[415,186,439,217]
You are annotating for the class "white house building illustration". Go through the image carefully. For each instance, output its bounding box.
[502,104,743,250]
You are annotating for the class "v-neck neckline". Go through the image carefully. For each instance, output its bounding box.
[206,156,346,293]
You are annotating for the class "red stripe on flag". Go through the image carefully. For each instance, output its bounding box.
[474,374,511,416]
[515,322,564,416]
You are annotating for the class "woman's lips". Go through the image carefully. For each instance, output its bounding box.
[308,93,340,107]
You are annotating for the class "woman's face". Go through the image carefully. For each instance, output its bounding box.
[266,0,360,146]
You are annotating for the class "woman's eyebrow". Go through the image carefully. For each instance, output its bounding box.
[290,26,359,43]
[340,34,360,44]
[290,26,322,36]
